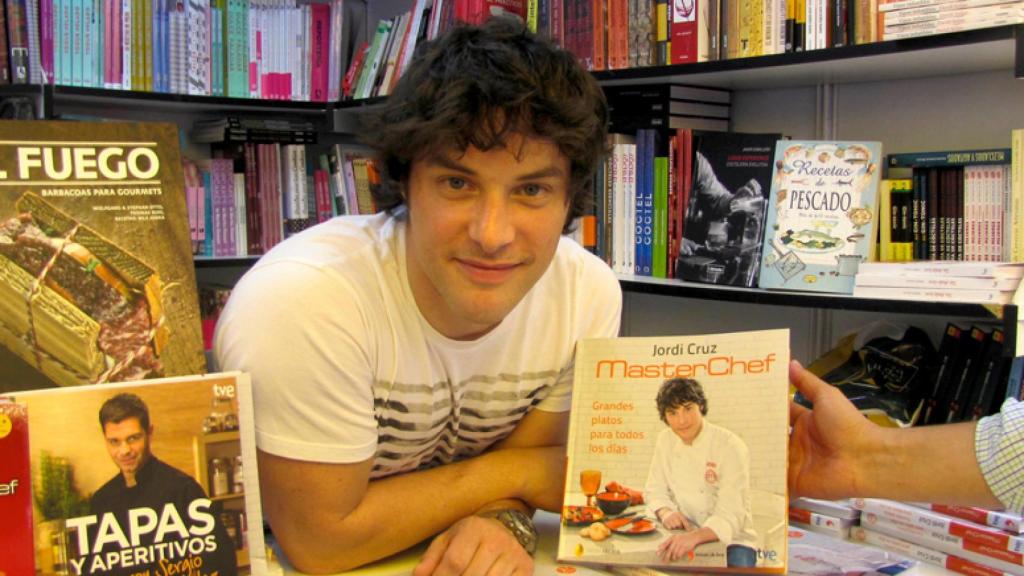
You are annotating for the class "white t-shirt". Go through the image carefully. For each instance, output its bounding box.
[644,423,758,548]
[215,212,622,478]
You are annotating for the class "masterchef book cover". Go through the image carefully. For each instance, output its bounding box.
[3,371,266,576]
[0,120,205,392]
[558,329,789,573]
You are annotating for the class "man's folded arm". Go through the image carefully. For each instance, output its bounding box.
[260,425,567,574]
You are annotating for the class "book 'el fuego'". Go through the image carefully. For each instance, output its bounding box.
[0,120,205,392]
[2,371,266,575]
[758,140,882,294]
[558,329,789,573]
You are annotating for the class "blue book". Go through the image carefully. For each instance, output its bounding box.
[758,140,883,294]
[1006,356,1024,402]
[642,129,655,276]
[634,129,646,275]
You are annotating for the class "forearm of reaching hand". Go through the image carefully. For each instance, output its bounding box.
[261,445,558,574]
[859,422,1001,509]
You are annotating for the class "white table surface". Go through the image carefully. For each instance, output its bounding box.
[267,510,954,576]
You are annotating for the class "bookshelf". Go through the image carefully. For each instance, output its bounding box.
[1,16,1020,359]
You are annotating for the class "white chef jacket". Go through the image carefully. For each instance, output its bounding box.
[644,422,758,548]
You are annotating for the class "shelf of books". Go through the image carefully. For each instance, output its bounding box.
[593,24,1024,90]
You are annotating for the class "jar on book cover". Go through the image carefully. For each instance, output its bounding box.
[232,455,244,494]
[210,457,230,497]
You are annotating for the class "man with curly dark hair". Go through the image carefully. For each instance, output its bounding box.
[215,16,621,574]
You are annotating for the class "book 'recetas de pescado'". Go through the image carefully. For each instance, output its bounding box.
[0,371,266,576]
[558,329,790,573]
[758,141,882,294]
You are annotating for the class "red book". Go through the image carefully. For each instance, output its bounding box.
[342,42,369,98]
[591,0,605,70]
[309,2,330,101]
[455,0,527,25]
[0,400,35,576]
[670,0,700,63]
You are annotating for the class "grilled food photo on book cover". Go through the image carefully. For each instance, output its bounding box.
[0,121,205,391]
[558,329,789,573]
[759,140,882,294]
[2,372,265,575]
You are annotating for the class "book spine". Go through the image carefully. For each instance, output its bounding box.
[911,504,1024,535]
[6,0,30,82]
[0,402,35,575]
[1012,128,1023,262]
[853,527,1015,576]
[653,152,667,278]
[863,500,1024,563]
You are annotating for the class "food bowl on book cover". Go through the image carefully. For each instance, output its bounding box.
[595,491,630,516]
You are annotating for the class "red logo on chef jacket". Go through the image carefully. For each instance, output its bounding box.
[704,461,719,485]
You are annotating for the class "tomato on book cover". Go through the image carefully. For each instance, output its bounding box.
[0,120,205,392]
[559,329,789,573]
[0,399,35,575]
[8,372,265,575]
[758,140,882,294]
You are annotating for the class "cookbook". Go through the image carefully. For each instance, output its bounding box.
[0,371,266,575]
[558,329,790,573]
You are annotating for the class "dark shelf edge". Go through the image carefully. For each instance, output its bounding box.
[194,256,261,267]
[25,85,331,112]
[619,276,1011,319]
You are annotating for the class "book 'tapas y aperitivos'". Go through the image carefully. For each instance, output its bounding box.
[4,371,266,576]
[0,120,205,392]
[558,329,790,573]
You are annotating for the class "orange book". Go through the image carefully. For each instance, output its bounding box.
[592,0,607,70]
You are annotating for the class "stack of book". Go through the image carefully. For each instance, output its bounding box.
[853,261,1024,305]
[604,84,731,134]
[852,499,1024,576]
[789,497,861,540]
[880,0,1024,41]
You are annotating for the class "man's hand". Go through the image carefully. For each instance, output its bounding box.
[657,509,693,531]
[656,532,701,563]
[788,360,878,500]
[413,515,533,576]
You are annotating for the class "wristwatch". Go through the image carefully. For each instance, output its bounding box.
[482,508,538,555]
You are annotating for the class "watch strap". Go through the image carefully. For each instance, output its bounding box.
[480,508,538,555]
